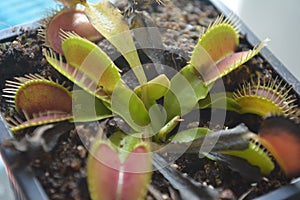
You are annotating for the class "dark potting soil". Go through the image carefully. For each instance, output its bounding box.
[0,0,299,199]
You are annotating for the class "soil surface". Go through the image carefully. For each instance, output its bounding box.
[0,0,299,200]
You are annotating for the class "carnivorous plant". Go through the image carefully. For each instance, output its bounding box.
[2,0,300,199]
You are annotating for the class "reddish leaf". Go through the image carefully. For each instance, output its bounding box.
[202,39,268,84]
[88,143,121,200]
[3,76,74,132]
[121,146,152,200]
[15,80,72,117]
[45,9,102,54]
[87,142,152,200]
[258,116,300,176]
[204,51,249,83]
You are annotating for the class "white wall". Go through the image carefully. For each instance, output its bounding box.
[220,0,300,81]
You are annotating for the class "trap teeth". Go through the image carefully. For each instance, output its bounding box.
[2,75,73,132]
[258,116,300,176]
[233,78,297,118]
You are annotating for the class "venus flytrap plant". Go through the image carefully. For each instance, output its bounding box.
[2,2,300,198]
[44,32,120,102]
[163,15,269,122]
[6,12,269,159]
[189,14,269,85]
[163,14,275,123]
[155,14,299,178]
[43,22,154,199]
[44,32,152,132]
[162,15,296,125]
[147,18,282,179]
[162,14,269,137]
[4,28,152,199]
[2,74,112,132]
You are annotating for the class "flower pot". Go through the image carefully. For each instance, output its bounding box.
[0,0,299,199]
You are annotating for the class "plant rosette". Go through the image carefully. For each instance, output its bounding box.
[0,0,299,199]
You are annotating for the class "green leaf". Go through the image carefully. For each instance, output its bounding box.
[191,15,239,66]
[71,90,112,122]
[164,65,208,120]
[222,141,275,175]
[109,131,145,163]
[148,104,167,137]
[163,90,181,121]
[111,82,150,131]
[84,0,146,84]
[134,74,170,102]
[198,92,241,112]
[43,33,121,104]
[171,127,212,143]
[61,33,121,94]
[154,115,181,142]
[180,65,209,100]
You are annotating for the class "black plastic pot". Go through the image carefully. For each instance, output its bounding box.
[0,0,299,199]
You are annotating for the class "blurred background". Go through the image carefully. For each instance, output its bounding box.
[0,0,102,30]
[219,0,300,81]
[0,0,299,199]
